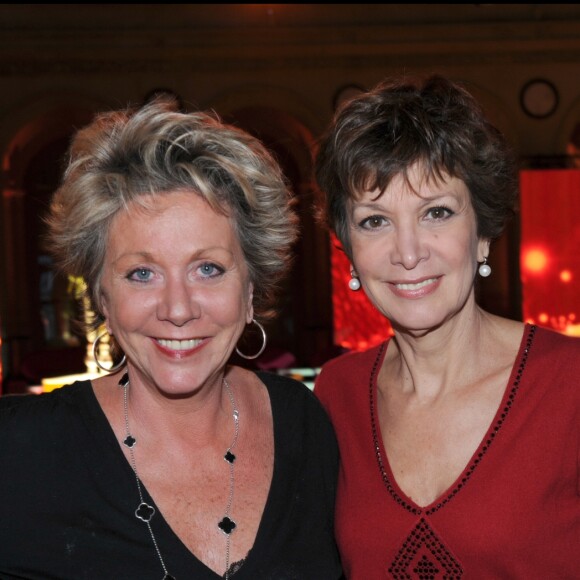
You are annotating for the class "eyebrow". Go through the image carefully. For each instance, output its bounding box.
[351,193,453,210]
[111,246,236,265]
[111,251,155,265]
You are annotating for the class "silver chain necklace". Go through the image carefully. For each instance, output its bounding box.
[118,372,240,580]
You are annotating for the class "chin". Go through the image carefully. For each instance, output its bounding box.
[389,314,448,336]
[156,379,206,399]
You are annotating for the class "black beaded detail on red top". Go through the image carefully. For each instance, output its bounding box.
[370,325,537,516]
[388,518,463,579]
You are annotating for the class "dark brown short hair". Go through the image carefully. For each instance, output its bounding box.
[315,74,518,258]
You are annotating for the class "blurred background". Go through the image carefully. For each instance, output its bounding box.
[1,4,579,393]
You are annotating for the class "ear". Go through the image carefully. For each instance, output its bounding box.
[98,292,113,335]
[477,238,491,262]
[246,281,254,324]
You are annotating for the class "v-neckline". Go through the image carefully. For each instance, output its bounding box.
[85,373,281,579]
[369,324,537,515]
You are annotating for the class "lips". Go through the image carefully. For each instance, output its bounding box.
[395,277,438,291]
[389,276,441,299]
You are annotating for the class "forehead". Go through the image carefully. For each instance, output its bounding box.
[107,190,238,248]
[120,188,227,218]
[353,162,471,203]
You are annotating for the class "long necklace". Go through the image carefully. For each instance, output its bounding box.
[118,372,240,580]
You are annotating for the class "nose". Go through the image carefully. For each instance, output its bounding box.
[157,276,200,326]
[390,222,429,270]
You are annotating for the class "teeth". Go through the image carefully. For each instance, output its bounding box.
[157,338,202,351]
[396,278,437,291]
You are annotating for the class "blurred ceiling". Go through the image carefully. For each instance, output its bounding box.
[2,4,580,30]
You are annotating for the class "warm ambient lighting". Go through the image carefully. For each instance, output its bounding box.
[519,169,580,337]
[330,233,393,351]
[41,372,99,393]
[522,247,549,275]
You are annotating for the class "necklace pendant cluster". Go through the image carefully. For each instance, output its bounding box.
[119,372,241,580]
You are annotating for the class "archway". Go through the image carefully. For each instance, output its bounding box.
[222,105,334,368]
[0,101,100,391]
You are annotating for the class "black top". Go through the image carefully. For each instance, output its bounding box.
[0,372,342,579]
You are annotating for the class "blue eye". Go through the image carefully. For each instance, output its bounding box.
[128,268,153,282]
[426,206,453,220]
[198,262,224,278]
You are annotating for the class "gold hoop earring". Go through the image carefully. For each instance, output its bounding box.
[92,330,126,373]
[235,319,267,360]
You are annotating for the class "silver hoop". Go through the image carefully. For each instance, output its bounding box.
[92,330,127,373]
[235,319,267,360]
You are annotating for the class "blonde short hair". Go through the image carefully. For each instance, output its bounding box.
[48,98,298,329]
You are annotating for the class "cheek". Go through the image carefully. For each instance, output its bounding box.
[106,303,141,335]
[350,234,375,264]
[210,286,250,323]
[104,290,157,334]
[447,227,478,263]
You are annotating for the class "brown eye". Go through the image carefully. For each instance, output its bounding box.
[426,206,453,220]
[360,215,386,229]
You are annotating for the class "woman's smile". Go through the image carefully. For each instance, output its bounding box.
[152,336,208,358]
[388,276,442,299]
[155,337,204,351]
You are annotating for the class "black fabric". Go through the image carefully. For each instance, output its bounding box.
[0,373,342,579]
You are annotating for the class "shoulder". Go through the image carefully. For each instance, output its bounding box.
[524,326,580,408]
[257,370,324,414]
[320,343,384,373]
[257,370,338,439]
[315,342,387,396]
[530,324,580,361]
[0,381,92,432]
[314,342,388,420]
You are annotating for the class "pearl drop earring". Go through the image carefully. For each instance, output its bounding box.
[349,270,361,291]
[478,257,491,277]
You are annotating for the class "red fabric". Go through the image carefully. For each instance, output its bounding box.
[315,325,580,579]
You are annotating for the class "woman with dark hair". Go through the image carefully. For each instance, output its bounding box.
[0,98,343,579]
[315,75,579,578]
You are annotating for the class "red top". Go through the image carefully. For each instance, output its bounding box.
[315,325,580,579]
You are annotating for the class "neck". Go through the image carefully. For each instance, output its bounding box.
[386,306,492,400]
[122,367,233,444]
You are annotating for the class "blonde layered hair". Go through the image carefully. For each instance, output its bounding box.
[48,98,298,330]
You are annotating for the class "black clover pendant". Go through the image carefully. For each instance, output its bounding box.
[218,516,236,535]
[135,502,156,522]
[123,435,136,448]
[224,450,236,463]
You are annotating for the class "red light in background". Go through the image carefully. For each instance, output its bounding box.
[329,233,392,351]
[519,170,580,337]
[522,247,549,274]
